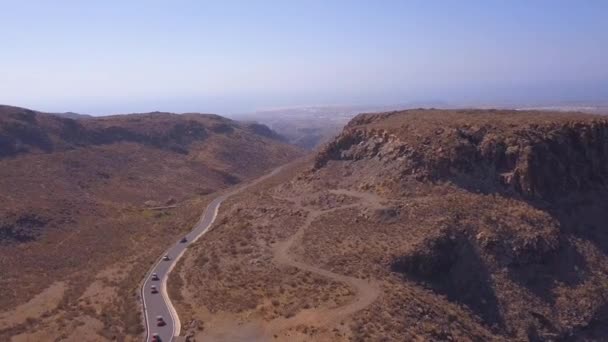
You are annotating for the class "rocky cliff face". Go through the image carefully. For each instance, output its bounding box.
[315,109,608,201]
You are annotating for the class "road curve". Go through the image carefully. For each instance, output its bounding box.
[141,166,284,342]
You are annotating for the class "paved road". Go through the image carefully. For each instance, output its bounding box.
[141,166,284,342]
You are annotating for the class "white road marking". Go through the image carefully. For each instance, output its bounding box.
[141,165,285,341]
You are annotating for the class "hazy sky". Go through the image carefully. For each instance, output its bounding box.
[1,1,607,115]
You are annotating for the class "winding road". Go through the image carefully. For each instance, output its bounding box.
[140,166,284,342]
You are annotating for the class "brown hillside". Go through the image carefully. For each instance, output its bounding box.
[0,105,302,341]
[173,109,608,341]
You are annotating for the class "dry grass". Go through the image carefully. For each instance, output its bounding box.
[174,194,355,319]
[174,109,608,341]
[0,105,302,340]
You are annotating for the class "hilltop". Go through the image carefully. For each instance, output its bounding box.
[0,105,302,341]
[172,109,608,341]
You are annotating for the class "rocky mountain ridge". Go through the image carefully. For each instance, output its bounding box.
[316,109,608,201]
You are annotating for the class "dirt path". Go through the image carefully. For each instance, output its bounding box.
[270,189,385,332]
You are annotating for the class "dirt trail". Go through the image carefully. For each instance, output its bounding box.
[270,189,385,332]
[328,189,390,208]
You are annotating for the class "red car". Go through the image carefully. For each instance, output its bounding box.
[150,285,158,294]
[156,316,166,326]
[151,333,161,342]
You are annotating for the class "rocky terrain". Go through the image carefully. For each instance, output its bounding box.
[173,109,608,341]
[0,105,302,341]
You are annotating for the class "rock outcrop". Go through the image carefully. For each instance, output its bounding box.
[315,109,608,201]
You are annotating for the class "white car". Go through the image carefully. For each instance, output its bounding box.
[163,255,170,261]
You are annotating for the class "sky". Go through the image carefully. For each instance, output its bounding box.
[1,0,607,115]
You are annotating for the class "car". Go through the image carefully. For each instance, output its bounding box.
[151,333,161,342]
[150,285,158,294]
[151,273,159,281]
[156,316,166,326]
[163,255,170,261]
[180,236,188,243]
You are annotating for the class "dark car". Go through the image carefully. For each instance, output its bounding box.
[152,333,161,342]
[156,315,166,326]
[180,236,188,243]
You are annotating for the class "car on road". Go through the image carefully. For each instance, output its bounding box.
[151,272,159,281]
[180,236,188,243]
[150,285,158,294]
[151,333,161,342]
[156,316,166,326]
[163,255,170,261]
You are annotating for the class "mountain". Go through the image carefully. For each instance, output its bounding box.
[0,105,302,341]
[172,109,608,341]
[50,111,93,120]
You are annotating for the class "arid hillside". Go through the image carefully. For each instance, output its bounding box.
[172,109,608,341]
[0,105,303,341]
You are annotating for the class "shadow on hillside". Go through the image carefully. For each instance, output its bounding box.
[59,118,209,153]
[510,192,607,305]
[550,193,608,255]
[451,177,606,305]
[507,237,588,303]
[554,303,608,341]
[391,233,503,329]
[1,120,54,156]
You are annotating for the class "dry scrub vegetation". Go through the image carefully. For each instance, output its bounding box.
[0,105,302,341]
[173,109,608,341]
[171,189,356,340]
